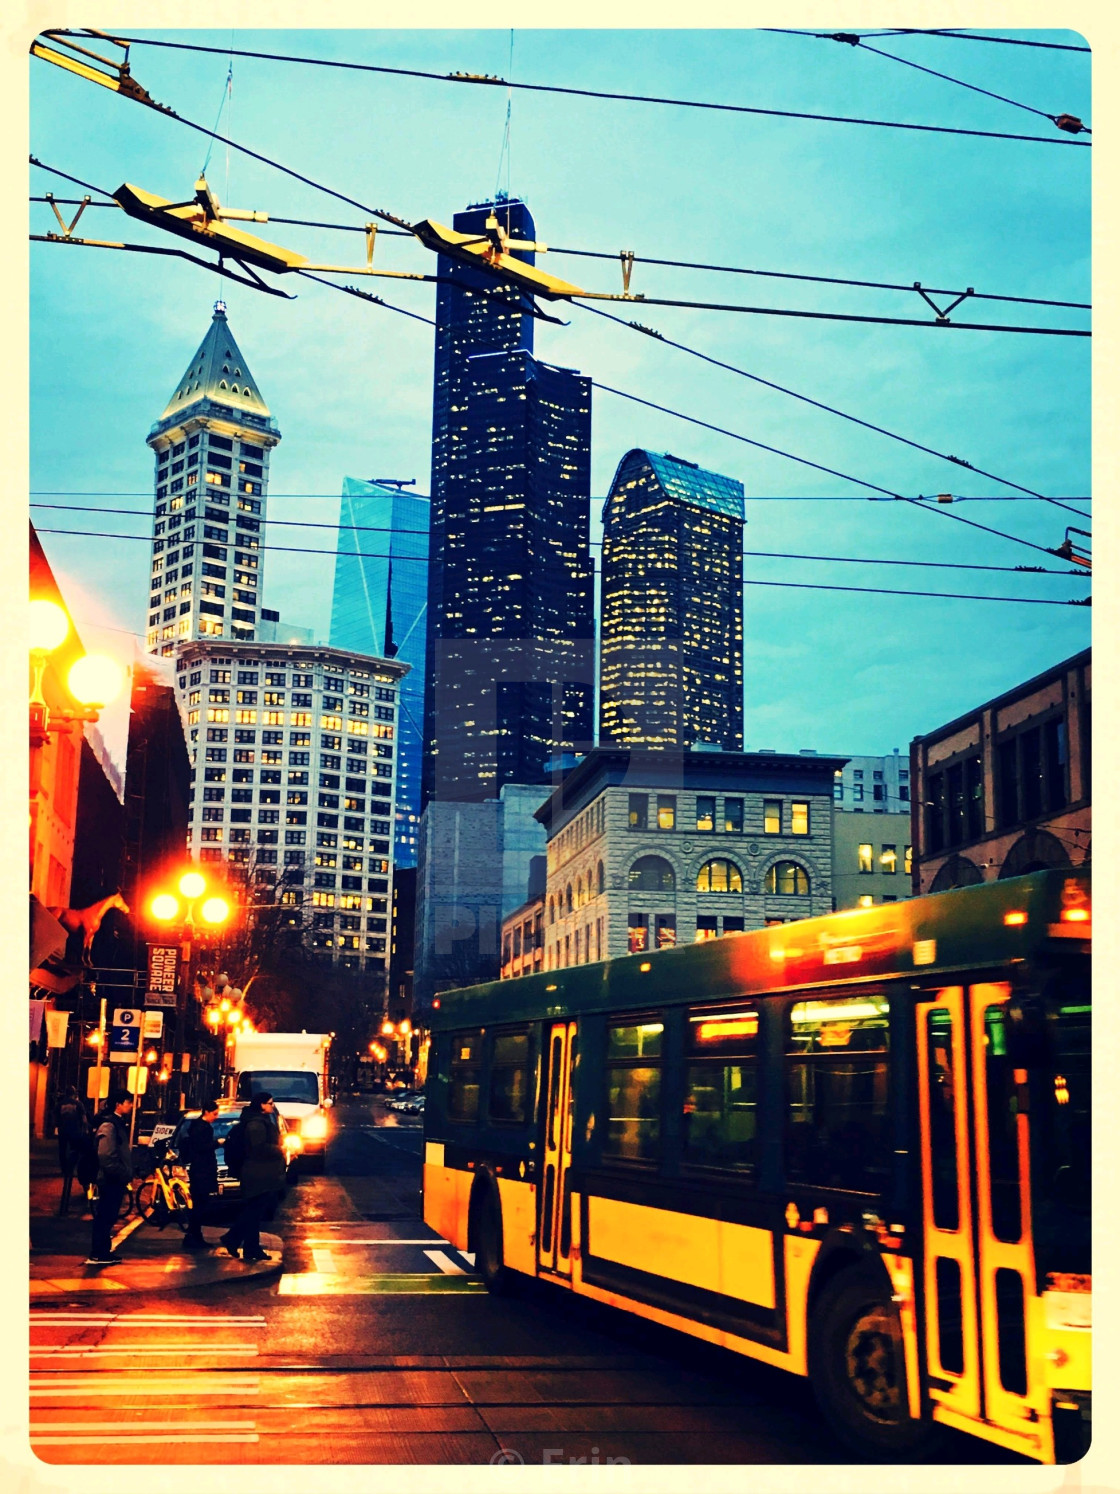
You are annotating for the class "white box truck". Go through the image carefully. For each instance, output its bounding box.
[231,1031,333,1161]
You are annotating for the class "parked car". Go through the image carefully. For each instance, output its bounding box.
[165,1099,302,1205]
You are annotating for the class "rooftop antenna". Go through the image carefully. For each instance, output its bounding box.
[494,29,515,229]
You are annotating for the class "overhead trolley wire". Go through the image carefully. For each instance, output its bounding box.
[580,302,1091,517]
[32,526,1087,608]
[27,503,1088,578]
[30,191,1092,315]
[59,31,1091,147]
[867,30,1091,54]
[29,490,1093,505]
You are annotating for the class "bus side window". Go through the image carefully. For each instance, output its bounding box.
[489,1030,532,1124]
[926,1009,960,1231]
[683,1004,760,1173]
[603,1020,664,1162]
[785,995,891,1194]
[449,1031,484,1124]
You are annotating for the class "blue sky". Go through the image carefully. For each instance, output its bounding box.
[29,26,1090,767]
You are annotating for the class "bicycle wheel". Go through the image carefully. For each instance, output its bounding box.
[169,1181,193,1231]
[117,1187,134,1221]
[136,1180,163,1223]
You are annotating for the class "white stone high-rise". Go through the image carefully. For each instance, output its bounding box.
[145,300,280,656]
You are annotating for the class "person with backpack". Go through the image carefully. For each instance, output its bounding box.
[55,1086,88,1217]
[86,1088,134,1265]
[220,1093,285,1262]
[180,1098,220,1250]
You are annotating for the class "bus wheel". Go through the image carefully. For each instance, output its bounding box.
[473,1182,512,1296]
[809,1263,942,1461]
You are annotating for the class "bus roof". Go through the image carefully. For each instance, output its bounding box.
[428,868,1090,1031]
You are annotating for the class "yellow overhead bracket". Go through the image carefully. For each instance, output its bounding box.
[31,29,169,110]
[114,177,432,282]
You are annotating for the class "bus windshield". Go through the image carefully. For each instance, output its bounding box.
[237,1070,319,1105]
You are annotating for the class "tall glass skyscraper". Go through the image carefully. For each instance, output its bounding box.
[330,478,430,867]
[423,197,595,805]
[599,449,746,750]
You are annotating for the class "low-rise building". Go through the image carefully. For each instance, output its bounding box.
[534,748,844,969]
[500,894,546,979]
[831,809,913,910]
[910,648,1090,894]
[830,748,911,815]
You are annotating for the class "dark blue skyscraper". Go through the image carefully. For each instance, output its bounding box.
[423,197,594,804]
[330,478,429,866]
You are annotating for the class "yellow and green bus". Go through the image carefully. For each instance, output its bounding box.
[423,868,1090,1462]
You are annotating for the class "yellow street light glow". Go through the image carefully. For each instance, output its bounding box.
[86,1029,103,1047]
[219,996,231,1013]
[399,1019,412,1036]
[225,1009,241,1026]
[205,1007,222,1028]
[144,1048,158,1064]
[150,893,181,921]
[179,871,207,900]
[381,1019,394,1035]
[68,653,124,707]
[200,896,230,925]
[30,598,70,652]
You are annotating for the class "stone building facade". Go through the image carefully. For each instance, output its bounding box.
[534,749,844,970]
[910,648,1090,895]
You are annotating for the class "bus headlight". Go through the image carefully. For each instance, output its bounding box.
[301,1113,329,1140]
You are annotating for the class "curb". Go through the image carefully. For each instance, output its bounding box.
[29,1228,285,1297]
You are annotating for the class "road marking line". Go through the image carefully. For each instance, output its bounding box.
[31,1316,266,1326]
[424,1249,467,1275]
[31,1432,259,1445]
[311,1248,338,1273]
[276,1271,484,1296]
[111,1213,148,1247]
[31,1350,261,1362]
[460,1252,476,1266]
[303,1238,451,1246]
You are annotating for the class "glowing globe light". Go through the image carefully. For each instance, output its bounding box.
[30,598,70,652]
[150,893,181,921]
[200,896,230,925]
[179,871,207,900]
[68,653,124,707]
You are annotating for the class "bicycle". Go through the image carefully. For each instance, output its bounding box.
[135,1153,193,1232]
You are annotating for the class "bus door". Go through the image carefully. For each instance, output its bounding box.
[538,1020,577,1278]
[918,984,1046,1444]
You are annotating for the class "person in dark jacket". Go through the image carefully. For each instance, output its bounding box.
[86,1089,134,1265]
[221,1094,285,1262]
[181,1098,220,1249]
[55,1086,88,1217]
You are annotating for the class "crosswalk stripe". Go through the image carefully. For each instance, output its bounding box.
[311,1248,338,1273]
[31,1314,266,1324]
[33,1345,257,1357]
[31,1432,260,1445]
[423,1249,467,1275]
[31,1380,260,1397]
[303,1238,450,1246]
[32,1421,257,1432]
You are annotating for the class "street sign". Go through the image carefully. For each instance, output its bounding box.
[86,1067,110,1101]
[146,944,179,1006]
[141,1010,165,1040]
[125,1065,148,1095]
[109,1007,140,1062]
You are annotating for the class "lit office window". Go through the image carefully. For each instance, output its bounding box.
[657,795,676,831]
[858,843,873,874]
[695,796,715,832]
[791,802,809,836]
[880,845,898,874]
[764,800,782,835]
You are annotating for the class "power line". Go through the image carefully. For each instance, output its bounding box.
[866,30,1091,54]
[29,193,1092,314]
[589,380,1066,561]
[770,29,1089,132]
[580,302,1090,516]
[28,491,1094,504]
[33,526,1086,607]
[74,31,1092,148]
[28,503,1088,577]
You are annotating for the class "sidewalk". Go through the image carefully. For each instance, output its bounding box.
[30,1138,282,1297]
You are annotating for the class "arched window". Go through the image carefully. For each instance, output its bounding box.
[765,861,810,896]
[597,860,605,896]
[548,896,555,925]
[576,876,584,909]
[565,884,573,915]
[696,858,743,893]
[629,855,675,893]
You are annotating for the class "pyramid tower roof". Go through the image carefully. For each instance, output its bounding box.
[158,300,271,423]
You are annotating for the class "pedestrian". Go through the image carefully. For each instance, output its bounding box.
[85,1088,134,1266]
[55,1086,88,1217]
[221,1093,285,1263]
[181,1098,221,1249]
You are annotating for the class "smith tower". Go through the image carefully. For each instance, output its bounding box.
[145,301,280,657]
[600,449,745,751]
[423,198,594,804]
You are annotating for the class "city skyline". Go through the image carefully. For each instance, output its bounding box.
[30,28,1090,772]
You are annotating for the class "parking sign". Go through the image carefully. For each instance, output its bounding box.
[109,1007,141,1062]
